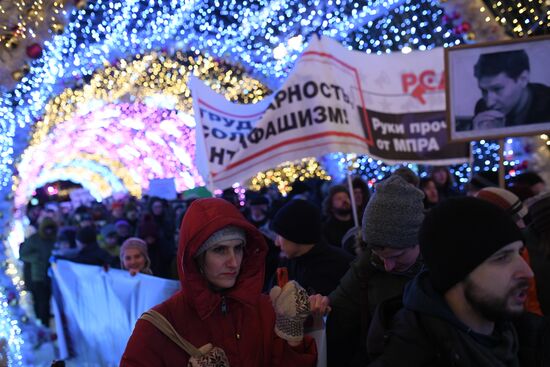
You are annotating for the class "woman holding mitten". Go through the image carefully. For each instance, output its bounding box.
[121,198,317,367]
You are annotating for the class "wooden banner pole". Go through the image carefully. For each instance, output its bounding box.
[498,138,505,189]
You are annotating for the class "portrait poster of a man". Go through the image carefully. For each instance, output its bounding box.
[446,36,550,142]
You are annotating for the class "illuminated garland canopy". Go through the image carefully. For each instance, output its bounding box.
[14,50,271,205]
[0,0,73,90]
[2,0,471,193]
[16,102,202,206]
[30,50,270,147]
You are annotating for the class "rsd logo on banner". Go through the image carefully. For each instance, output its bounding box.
[401,69,445,104]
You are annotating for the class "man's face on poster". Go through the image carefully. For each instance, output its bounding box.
[478,71,529,115]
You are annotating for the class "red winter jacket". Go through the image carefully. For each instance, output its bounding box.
[121,198,317,366]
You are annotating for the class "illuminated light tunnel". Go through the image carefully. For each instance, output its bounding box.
[12,50,271,208]
[15,102,204,207]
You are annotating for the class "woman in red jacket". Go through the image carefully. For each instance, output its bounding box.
[121,198,317,366]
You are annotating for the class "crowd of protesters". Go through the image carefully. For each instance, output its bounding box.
[18,166,550,366]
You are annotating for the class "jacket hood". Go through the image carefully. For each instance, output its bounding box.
[403,270,471,333]
[177,198,268,319]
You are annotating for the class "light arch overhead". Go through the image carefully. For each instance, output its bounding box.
[14,152,141,208]
[50,159,126,193]
[12,51,271,207]
[33,167,116,203]
[30,51,270,148]
[15,102,204,207]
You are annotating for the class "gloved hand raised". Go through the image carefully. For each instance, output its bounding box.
[269,280,310,343]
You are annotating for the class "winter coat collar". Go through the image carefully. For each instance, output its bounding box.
[404,271,519,347]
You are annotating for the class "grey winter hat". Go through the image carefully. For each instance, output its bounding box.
[194,226,246,258]
[362,175,425,248]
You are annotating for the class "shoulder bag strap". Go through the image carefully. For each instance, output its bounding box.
[140,309,202,358]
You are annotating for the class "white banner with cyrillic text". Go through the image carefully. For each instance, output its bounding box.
[191,36,468,189]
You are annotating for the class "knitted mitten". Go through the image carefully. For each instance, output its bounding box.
[269,280,310,343]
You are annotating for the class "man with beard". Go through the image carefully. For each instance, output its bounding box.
[367,197,550,366]
[322,185,355,247]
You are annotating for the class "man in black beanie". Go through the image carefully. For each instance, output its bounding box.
[368,197,550,366]
[269,199,353,296]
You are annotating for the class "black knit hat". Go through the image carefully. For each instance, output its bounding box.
[271,199,321,244]
[420,197,523,293]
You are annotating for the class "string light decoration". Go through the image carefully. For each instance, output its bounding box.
[8,51,272,209]
[51,152,140,194]
[29,50,270,148]
[0,0,69,89]
[31,167,115,202]
[469,139,531,183]
[323,140,513,191]
[0,221,57,366]
[42,160,126,194]
[0,0,467,191]
[322,153,413,188]
[437,0,509,42]
[482,0,549,37]
[341,2,461,53]
[0,268,24,366]
[249,158,331,194]
[15,102,206,207]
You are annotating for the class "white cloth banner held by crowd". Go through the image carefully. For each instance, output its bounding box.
[191,36,469,190]
[51,260,180,366]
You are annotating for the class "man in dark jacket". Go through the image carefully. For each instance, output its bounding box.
[71,226,114,267]
[368,197,550,366]
[322,185,355,247]
[326,175,425,367]
[20,217,58,325]
[270,199,353,296]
